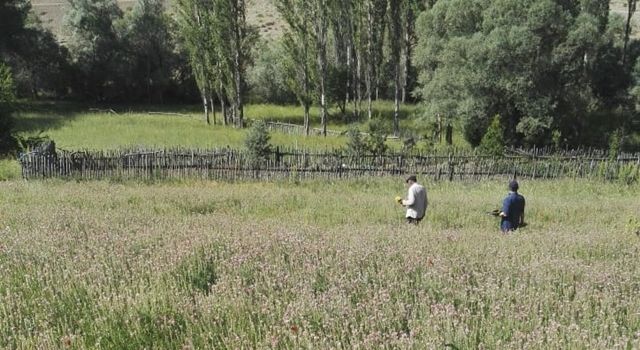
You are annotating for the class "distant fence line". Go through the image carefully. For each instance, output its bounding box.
[18,147,640,182]
[262,121,343,137]
[261,121,402,140]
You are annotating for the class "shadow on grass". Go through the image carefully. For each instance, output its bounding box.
[247,101,419,127]
[13,101,89,134]
[13,101,206,134]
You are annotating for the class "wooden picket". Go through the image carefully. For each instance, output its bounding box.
[18,147,640,182]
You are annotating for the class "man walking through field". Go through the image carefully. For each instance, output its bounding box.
[500,180,526,232]
[397,175,427,225]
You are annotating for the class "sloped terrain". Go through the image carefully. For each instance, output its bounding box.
[30,0,285,40]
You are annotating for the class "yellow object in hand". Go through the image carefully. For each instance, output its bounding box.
[395,196,402,204]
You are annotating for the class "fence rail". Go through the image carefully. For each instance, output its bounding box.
[262,121,344,136]
[18,147,640,182]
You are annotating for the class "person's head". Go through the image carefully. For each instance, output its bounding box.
[508,179,519,192]
[406,175,417,186]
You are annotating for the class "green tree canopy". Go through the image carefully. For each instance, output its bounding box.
[65,0,124,100]
[415,0,635,148]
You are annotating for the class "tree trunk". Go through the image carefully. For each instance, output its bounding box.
[304,102,310,136]
[446,124,453,145]
[393,61,400,137]
[402,4,414,103]
[221,96,228,126]
[209,94,216,125]
[321,81,327,137]
[367,86,372,120]
[319,46,328,137]
[355,48,362,119]
[231,102,237,126]
[234,1,245,129]
[365,50,372,120]
[203,93,210,125]
[315,0,329,136]
[623,0,637,66]
[390,0,402,135]
[437,114,442,143]
[218,82,227,126]
[235,63,243,128]
[346,44,351,106]
[366,1,373,120]
[303,60,310,136]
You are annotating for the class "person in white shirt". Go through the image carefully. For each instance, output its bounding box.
[397,175,427,225]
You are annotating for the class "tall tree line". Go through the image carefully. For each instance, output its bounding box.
[175,0,257,127]
[274,0,424,136]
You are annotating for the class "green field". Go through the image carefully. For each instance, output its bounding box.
[1,178,639,348]
[12,101,426,151]
[13,103,342,151]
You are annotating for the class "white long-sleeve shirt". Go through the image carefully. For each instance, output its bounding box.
[402,183,427,219]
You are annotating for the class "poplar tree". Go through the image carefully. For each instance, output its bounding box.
[214,0,256,128]
[175,0,217,124]
[389,0,402,136]
[175,0,255,127]
[312,0,330,136]
[275,0,315,135]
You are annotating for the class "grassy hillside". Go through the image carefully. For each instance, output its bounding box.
[31,0,285,41]
[1,178,638,348]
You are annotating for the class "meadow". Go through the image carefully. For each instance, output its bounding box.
[1,178,639,349]
[12,101,426,151]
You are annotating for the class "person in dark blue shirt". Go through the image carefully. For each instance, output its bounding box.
[500,180,525,232]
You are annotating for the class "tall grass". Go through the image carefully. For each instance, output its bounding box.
[1,178,638,348]
[0,159,20,180]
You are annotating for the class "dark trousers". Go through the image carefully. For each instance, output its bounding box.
[406,217,423,225]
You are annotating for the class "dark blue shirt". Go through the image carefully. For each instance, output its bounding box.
[501,192,525,231]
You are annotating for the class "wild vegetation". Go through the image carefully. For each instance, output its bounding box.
[1,179,639,348]
[2,1,640,348]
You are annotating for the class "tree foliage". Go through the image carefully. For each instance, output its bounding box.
[120,0,176,103]
[245,120,272,165]
[175,0,257,127]
[414,0,639,149]
[65,0,124,101]
[0,0,71,97]
[478,115,505,156]
[275,0,317,134]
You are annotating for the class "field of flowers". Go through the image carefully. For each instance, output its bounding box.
[1,178,639,348]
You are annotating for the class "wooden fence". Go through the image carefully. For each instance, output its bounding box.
[261,121,400,140]
[263,121,343,136]
[18,147,640,182]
